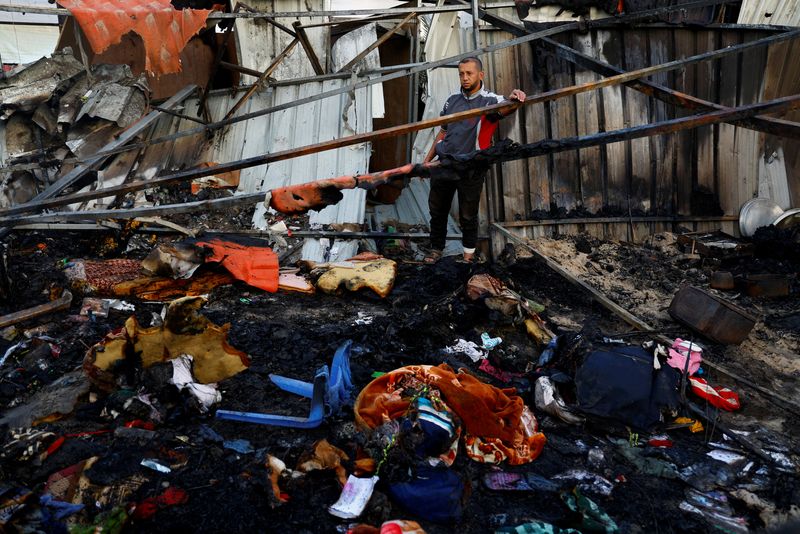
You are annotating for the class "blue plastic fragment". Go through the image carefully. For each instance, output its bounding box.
[40,494,84,520]
[223,439,254,454]
[215,340,354,429]
[537,336,559,367]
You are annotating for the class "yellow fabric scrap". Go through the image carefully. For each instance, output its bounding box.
[674,416,704,433]
[315,258,397,298]
[84,296,249,389]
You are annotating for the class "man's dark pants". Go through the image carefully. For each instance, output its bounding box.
[428,168,486,252]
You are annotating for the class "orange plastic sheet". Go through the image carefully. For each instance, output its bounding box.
[57,0,216,75]
[195,237,279,293]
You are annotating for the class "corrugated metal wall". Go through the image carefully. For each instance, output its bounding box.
[482,27,788,247]
[739,0,800,208]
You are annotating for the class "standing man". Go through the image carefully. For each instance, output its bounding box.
[423,56,525,263]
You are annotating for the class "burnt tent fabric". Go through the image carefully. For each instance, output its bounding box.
[575,345,680,430]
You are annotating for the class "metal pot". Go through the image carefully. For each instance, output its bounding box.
[738,198,784,237]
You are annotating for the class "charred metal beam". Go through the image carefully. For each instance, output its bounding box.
[61,0,742,164]
[0,99,524,217]
[0,1,517,18]
[2,193,266,225]
[152,105,207,125]
[219,61,263,78]
[264,93,800,214]
[6,96,799,225]
[546,38,800,138]
[4,41,800,220]
[237,2,297,37]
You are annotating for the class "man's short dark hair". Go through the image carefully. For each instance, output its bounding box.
[458,57,483,71]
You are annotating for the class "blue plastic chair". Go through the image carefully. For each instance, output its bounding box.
[215,340,353,429]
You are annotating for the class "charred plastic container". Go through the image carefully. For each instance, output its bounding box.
[669,285,757,344]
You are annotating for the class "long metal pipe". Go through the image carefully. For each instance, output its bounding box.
[3,26,799,219]
[4,92,799,225]
[50,0,742,165]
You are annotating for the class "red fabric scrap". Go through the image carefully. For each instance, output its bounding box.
[689,377,741,411]
[131,487,188,520]
[56,0,215,75]
[195,237,279,293]
[125,419,155,430]
[46,436,66,456]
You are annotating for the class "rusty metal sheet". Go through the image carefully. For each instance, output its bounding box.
[56,0,215,75]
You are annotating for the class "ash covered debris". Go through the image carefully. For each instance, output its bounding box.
[0,225,797,533]
[0,0,799,531]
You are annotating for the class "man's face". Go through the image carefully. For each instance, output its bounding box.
[458,60,484,95]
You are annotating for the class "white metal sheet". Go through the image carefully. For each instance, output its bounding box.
[0,24,59,64]
[234,0,331,83]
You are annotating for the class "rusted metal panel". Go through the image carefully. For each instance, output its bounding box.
[669,285,757,345]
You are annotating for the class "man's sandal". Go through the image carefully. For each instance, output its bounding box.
[423,250,442,264]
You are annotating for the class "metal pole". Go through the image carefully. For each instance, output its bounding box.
[471,0,480,50]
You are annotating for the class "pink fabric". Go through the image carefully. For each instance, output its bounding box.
[478,359,523,383]
[666,338,702,375]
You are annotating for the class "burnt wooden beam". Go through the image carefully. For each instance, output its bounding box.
[292,21,325,75]
[0,290,72,329]
[336,12,417,73]
[61,0,741,164]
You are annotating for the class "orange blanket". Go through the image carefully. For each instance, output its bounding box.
[355,364,546,465]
